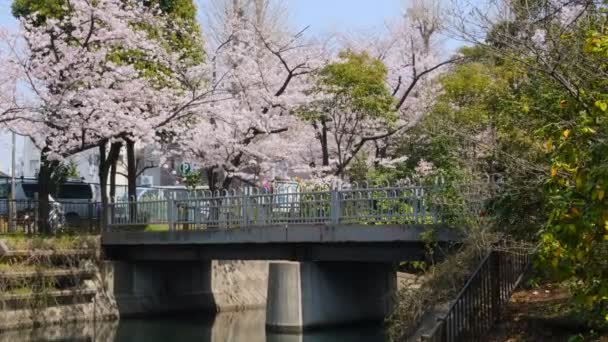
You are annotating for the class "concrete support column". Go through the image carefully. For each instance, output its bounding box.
[266,262,302,332]
[266,261,396,332]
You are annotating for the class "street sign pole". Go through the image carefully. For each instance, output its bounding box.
[9,131,16,233]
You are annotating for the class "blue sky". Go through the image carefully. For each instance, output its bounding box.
[0,0,404,30]
[0,1,16,26]
[286,0,403,33]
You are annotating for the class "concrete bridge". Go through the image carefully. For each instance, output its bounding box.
[101,184,476,332]
[102,224,461,261]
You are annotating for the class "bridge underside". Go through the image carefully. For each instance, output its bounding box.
[104,241,433,262]
[102,224,461,262]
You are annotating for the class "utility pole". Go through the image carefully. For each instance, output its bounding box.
[8,131,16,232]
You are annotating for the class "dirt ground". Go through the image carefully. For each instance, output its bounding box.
[489,283,608,342]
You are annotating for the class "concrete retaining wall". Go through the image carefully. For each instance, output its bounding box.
[211,260,268,311]
[103,260,268,316]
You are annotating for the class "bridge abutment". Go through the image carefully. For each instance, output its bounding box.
[102,260,268,317]
[266,261,396,332]
[102,260,216,316]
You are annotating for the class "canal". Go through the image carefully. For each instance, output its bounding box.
[0,311,387,342]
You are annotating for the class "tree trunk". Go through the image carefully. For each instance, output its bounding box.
[221,175,233,191]
[206,167,217,193]
[37,150,56,235]
[99,142,109,229]
[99,141,122,229]
[109,142,122,201]
[110,156,118,201]
[126,139,137,221]
[320,119,330,167]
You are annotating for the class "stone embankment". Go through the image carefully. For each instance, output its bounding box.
[397,272,425,291]
[0,236,269,331]
[0,237,117,331]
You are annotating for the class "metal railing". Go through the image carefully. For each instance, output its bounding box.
[0,199,101,234]
[106,183,495,230]
[421,249,531,342]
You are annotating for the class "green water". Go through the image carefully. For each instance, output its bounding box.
[0,311,387,342]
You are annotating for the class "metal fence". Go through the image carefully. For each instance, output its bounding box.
[0,199,101,234]
[421,249,531,342]
[106,183,494,230]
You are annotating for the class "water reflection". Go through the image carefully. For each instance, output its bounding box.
[0,311,386,342]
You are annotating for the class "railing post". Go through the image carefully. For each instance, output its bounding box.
[491,250,501,323]
[419,187,426,223]
[193,199,199,230]
[431,183,439,224]
[242,194,250,227]
[106,198,113,231]
[34,192,39,234]
[88,199,93,233]
[331,189,341,224]
[413,188,419,224]
[438,317,447,342]
[167,198,175,231]
[7,197,14,233]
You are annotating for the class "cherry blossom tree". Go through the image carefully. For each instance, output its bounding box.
[181,0,321,190]
[0,0,214,231]
[300,0,461,179]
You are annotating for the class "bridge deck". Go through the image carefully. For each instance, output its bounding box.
[102,224,462,262]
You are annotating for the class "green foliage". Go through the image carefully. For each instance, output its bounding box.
[301,50,396,125]
[534,29,608,324]
[64,160,80,179]
[317,50,395,121]
[1,233,97,250]
[152,0,197,20]
[181,170,202,192]
[48,161,80,197]
[12,0,205,76]
[142,0,205,64]
[381,7,608,324]
[397,47,554,235]
[403,15,608,325]
[347,153,371,183]
[11,0,66,22]
[387,228,498,340]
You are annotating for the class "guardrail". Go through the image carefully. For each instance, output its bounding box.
[421,249,531,342]
[107,183,494,230]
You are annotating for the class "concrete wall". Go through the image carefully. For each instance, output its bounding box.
[211,260,268,311]
[266,261,396,332]
[103,260,268,317]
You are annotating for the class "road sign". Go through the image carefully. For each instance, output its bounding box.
[178,162,191,175]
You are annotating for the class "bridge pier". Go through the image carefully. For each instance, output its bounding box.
[266,261,396,333]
